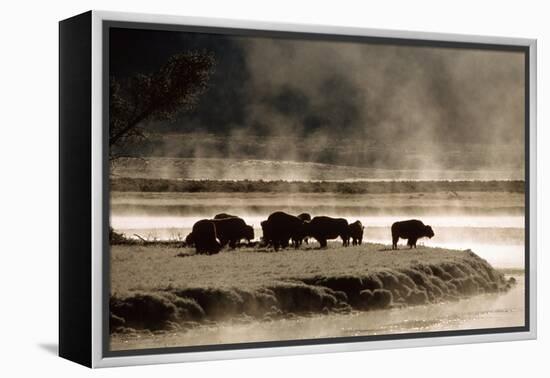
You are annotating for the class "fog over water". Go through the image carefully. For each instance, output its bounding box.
[112,157,526,182]
[112,214,524,230]
[111,210,525,269]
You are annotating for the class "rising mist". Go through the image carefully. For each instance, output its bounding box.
[110,28,525,178]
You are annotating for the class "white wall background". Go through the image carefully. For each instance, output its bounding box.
[0,0,546,376]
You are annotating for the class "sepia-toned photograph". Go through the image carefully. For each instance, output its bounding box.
[107,26,527,352]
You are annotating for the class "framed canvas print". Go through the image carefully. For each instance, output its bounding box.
[59,10,537,368]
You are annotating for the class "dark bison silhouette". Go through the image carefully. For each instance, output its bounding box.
[190,219,222,255]
[260,220,274,247]
[296,213,312,245]
[260,220,287,248]
[213,213,237,219]
[211,217,254,248]
[262,211,307,251]
[348,220,364,246]
[184,232,195,247]
[306,216,350,248]
[391,219,434,249]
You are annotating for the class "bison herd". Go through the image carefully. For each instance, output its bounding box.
[185,211,435,255]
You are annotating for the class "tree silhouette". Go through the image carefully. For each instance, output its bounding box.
[109,51,215,160]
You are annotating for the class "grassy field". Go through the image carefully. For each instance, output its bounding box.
[110,243,514,334]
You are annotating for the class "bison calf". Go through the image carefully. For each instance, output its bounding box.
[391,219,434,249]
[348,220,364,246]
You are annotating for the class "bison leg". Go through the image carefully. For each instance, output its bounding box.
[410,237,418,248]
[229,240,237,249]
[340,234,349,247]
[319,239,327,248]
[392,235,399,250]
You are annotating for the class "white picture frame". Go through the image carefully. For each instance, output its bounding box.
[59,10,537,368]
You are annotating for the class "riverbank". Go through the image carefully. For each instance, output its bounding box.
[110,244,516,338]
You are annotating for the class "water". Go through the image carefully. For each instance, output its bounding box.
[111,212,525,269]
[111,274,525,351]
[112,214,524,230]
